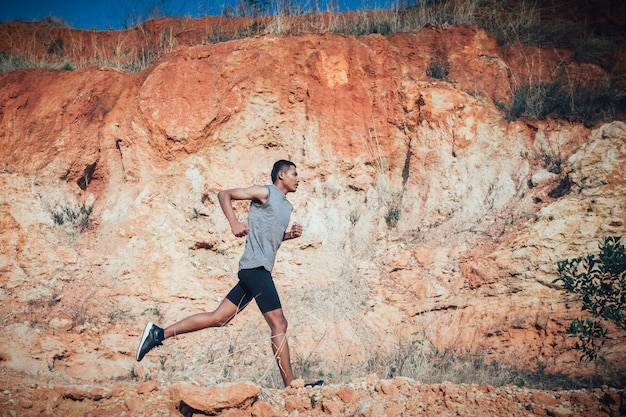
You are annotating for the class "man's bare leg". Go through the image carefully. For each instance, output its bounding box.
[164,298,239,339]
[263,308,294,387]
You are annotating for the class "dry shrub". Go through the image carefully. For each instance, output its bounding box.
[500,77,623,125]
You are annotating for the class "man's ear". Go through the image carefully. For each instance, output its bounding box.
[278,171,284,180]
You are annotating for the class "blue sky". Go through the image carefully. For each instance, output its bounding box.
[1,0,395,30]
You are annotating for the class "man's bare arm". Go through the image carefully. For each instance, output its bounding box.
[217,185,269,237]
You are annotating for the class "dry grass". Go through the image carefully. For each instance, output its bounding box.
[497,77,624,126]
[2,0,615,74]
[155,313,622,390]
[133,262,624,390]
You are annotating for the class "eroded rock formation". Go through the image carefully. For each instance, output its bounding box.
[0,16,624,416]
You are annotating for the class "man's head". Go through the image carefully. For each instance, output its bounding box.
[271,160,296,183]
[272,160,299,193]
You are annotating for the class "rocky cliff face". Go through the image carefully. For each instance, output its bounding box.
[0,17,625,416]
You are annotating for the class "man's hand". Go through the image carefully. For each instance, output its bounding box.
[289,222,302,239]
[230,220,249,237]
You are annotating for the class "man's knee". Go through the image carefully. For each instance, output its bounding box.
[212,299,239,327]
[266,311,288,333]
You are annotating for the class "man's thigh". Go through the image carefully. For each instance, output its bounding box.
[237,267,282,313]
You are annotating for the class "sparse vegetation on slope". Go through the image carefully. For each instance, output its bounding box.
[498,78,625,125]
[2,0,623,125]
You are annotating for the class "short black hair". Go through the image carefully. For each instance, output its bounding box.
[271,160,296,183]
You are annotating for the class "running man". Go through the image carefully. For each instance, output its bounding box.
[136,160,302,387]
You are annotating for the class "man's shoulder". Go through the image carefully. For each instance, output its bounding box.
[248,184,270,204]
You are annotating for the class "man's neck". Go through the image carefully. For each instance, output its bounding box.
[273,182,289,195]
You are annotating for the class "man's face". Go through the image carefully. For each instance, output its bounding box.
[281,165,299,193]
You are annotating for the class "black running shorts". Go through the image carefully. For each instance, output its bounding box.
[225,267,282,313]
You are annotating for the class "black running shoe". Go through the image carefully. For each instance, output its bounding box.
[136,322,164,361]
[305,380,324,387]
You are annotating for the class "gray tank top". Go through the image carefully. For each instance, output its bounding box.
[238,184,293,272]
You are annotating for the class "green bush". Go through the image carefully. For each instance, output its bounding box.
[386,206,400,227]
[554,236,626,361]
[53,203,93,232]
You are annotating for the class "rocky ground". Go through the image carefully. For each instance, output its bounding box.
[1,371,625,416]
